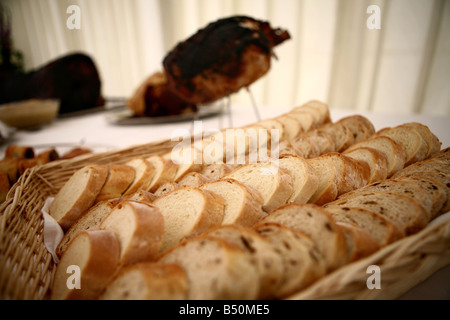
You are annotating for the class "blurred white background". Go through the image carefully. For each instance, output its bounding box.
[2,0,449,116]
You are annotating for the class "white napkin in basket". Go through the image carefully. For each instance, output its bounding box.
[41,197,64,264]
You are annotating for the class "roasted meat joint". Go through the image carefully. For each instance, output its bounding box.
[163,15,291,105]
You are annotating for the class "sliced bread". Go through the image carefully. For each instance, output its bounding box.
[275,114,303,140]
[253,222,327,298]
[278,154,319,203]
[200,178,263,227]
[343,147,388,183]
[324,206,405,247]
[325,191,429,235]
[177,171,210,187]
[200,163,233,181]
[290,135,314,158]
[153,187,225,253]
[146,155,178,192]
[50,230,120,300]
[158,235,260,300]
[320,122,355,152]
[336,222,380,262]
[99,200,165,266]
[153,182,179,197]
[225,162,293,212]
[55,199,120,257]
[95,164,135,203]
[307,155,339,205]
[345,135,407,177]
[286,110,316,132]
[259,203,348,271]
[338,116,373,143]
[376,125,428,165]
[100,262,188,300]
[122,158,155,196]
[204,224,284,299]
[49,165,109,230]
[400,122,441,158]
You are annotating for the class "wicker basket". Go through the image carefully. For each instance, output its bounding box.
[0,138,449,300]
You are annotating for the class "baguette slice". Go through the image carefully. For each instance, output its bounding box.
[320,122,355,152]
[305,129,336,157]
[393,171,450,214]
[153,182,179,197]
[178,172,210,187]
[51,230,120,300]
[336,222,380,262]
[200,163,233,181]
[324,206,405,247]
[287,110,316,132]
[95,164,136,203]
[225,162,293,212]
[343,147,388,183]
[338,116,372,143]
[275,114,303,140]
[100,200,164,266]
[278,154,319,203]
[278,140,302,157]
[255,118,286,141]
[400,122,441,158]
[158,235,260,300]
[126,189,157,203]
[49,165,109,230]
[391,156,450,177]
[345,136,407,177]
[55,199,120,257]
[153,187,225,253]
[122,158,155,196]
[326,191,429,235]
[164,146,203,181]
[307,156,339,205]
[376,125,428,165]
[146,155,178,192]
[100,262,188,300]
[253,222,326,298]
[290,135,314,158]
[204,224,284,299]
[259,203,348,271]
[200,178,263,227]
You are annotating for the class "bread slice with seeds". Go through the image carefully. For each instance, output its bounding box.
[158,235,260,300]
[259,203,348,271]
[336,222,380,262]
[100,262,188,300]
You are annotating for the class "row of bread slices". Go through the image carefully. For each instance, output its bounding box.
[50,147,449,300]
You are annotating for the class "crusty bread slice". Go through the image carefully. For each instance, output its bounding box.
[307,156,339,205]
[146,155,178,192]
[345,136,407,177]
[326,191,429,235]
[126,189,157,203]
[49,165,109,230]
[259,203,348,271]
[253,222,327,298]
[255,118,286,141]
[275,114,303,140]
[99,200,164,266]
[95,164,135,203]
[393,171,450,214]
[336,222,380,262]
[400,122,441,158]
[55,199,120,257]
[338,116,373,143]
[396,176,447,219]
[278,140,302,157]
[165,146,203,182]
[304,129,336,157]
[290,135,314,158]
[292,100,331,125]
[325,205,404,247]
[122,158,155,196]
[320,122,355,152]
[200,163,233,181]
[278,154,319,203]
[337,178,436,221]
[153,187,225,253]
[153,182,179,197]
[343,147,388,183]
[178,172,210,187]
[200,178,263,227]
[158,235,260,300]
[204,224,284,299]
[51,230,120,300]
[376,125,428,165]
[326,152,370,195]
[225,162,293,212]
[392,157,450,177]
[286,110,316,132]
[100,262,188,300]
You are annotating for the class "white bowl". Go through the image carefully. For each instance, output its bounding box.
[0,99,60,129]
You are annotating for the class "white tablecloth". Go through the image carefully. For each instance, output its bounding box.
[0,103,449,299]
